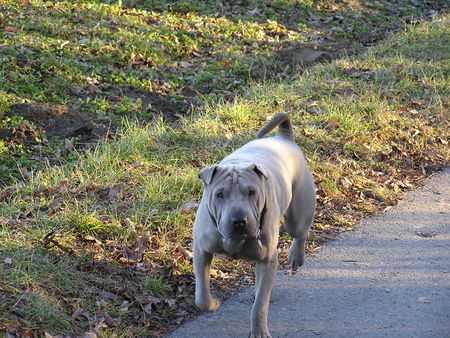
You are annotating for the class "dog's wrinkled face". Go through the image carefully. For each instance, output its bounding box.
[199,163,267,241]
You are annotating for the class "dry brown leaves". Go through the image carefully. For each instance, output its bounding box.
[110,219,150,264]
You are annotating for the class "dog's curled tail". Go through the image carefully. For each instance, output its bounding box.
[256,113,294,141]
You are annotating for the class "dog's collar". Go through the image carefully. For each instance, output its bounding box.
[207,207,218,228]
[255,205,267,249]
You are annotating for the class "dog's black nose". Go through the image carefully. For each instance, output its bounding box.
[231,211,247,230]
[233,218,247,228]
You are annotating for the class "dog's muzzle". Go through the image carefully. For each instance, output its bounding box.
[208,207,266,250]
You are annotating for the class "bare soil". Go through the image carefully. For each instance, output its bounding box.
[2,103,113,146]
[70,84,197,121]
[0,85,197,148]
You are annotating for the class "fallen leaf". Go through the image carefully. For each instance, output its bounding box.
[77,38,90,45]
[95,299,109,308]
[166,298,176,307]
[128,61,144,69]
[80,333,97,338]
[180,61,193,69]
[103,312,118,328]
[71,308,85,320]
[180,247,193,261]
[143,303,153,314]
[123,218,136,235]
[4,26,17,33]
[135,262,151,272]
[403,15,420,25]
[248,7,261,15]
[64,137,75,151]
[344,67,370,75]
[107,184,125,200]
[70,16,86,24]
[93,318,107,331]
[85,76,99,85]
[126,0,140,8]
[180,200,198,212]
[323,120,339,131]
[86,83,102,94]
[359,32,378,45]
[437,137,448,145]
[18,167,32,180]
[0,217,15,226]
[325,30,335,41]
[5,328,33,338]
[135,294,162,305]
[44,333,65,338]
[120,300,130,310]
[129,161,145,168]
[306,106,319,114]
[308,12,322,24]
[113,230,150,263]
[134,231,150,260]
[339,177,352,190]
[85,182,100,192]
[48,201,63,215]
[99,290,118,300]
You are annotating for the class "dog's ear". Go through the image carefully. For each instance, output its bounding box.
[198,165,219,185]
[247,163,267,180]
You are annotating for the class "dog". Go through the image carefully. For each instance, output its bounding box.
[193,113,316,337]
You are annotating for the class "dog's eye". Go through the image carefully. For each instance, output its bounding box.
[248,189,255,197]
[216,191,224,199]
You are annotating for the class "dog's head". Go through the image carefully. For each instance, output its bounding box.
[199,162,267,241]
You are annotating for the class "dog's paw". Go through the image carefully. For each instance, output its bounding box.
[195,296,221,312]
[249,329,272,338]
[287,240,305,270]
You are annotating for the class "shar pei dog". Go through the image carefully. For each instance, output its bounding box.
[193,113,316,337]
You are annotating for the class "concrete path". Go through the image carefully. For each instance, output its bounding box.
[168,168,450,338]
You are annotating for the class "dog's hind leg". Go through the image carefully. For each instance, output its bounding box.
[284,173,316,270]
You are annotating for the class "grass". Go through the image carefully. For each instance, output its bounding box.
[1,0,449,336]
[144,275,171,298]
[1,0,448,182]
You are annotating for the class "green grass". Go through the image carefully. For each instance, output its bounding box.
[22,293,71,331]
[1,0,447,182]
[0,0,443,110]
[0,1,449,336]
[144,275,171,298]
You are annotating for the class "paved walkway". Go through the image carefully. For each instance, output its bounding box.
[168,168,450,337]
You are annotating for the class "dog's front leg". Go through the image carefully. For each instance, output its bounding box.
[194,245,221,312]
[250,252,278,338]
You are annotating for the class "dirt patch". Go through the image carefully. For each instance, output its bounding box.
[108,85,192,121]
[248,42,362,80]
[0,122,41,147]
[3,102,114,145]
[275,44,340,74]
[71,84,197,122]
